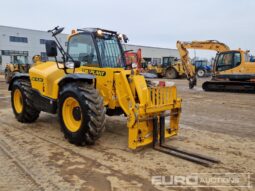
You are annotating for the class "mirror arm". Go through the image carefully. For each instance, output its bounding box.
[48,27,79,74]
[50,32,76,73]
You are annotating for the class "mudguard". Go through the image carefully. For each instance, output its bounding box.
[58,73,96,87]
[8,73,29,90]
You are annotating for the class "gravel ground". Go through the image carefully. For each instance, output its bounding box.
[0,76,254,191]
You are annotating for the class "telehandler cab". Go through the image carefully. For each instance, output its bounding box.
[9,27,219,166]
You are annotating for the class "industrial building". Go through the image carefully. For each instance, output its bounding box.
[0,25,179,71]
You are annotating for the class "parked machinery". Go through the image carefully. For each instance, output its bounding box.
[177,40,255,92]
[161,58,189,79]
[193,60,212,77]
[4,55,31,83]
[124,48,143,70]
[145,57,195,79]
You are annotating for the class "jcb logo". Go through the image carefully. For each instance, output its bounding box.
[31,77,43,82]
[82,69,106,76]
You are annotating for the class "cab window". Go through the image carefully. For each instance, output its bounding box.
[216,52,241,71]
[68,34,99,67]
[233,52,241,67]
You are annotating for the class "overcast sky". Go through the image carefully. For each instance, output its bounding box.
[0,0,254,58]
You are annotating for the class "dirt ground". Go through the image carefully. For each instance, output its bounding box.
[0,75,254,191]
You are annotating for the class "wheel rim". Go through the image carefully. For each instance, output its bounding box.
[198,70,205,77]
[62,97,82,133]
[13,89,23,113]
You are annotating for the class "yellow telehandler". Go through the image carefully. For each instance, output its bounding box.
[8,27,219,166]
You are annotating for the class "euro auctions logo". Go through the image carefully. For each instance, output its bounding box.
[151,173,252,188]
[152,175,199,187]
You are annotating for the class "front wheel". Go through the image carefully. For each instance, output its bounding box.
[58,82,106,146]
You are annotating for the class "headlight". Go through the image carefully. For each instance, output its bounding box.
[118,34,123,40]
[97,30,103,36]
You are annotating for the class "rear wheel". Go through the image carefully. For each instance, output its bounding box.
[165,68,178,79]
[11,79,40,123]
[58,82,106,146]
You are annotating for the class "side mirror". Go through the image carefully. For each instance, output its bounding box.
[123,34,129,43]
[46,40,58,57]
[74,61,81,68]
[53,27,64,36]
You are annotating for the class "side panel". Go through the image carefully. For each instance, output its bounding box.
[216,61,255,80]
[29,62,65,99]
[215,51,255,80]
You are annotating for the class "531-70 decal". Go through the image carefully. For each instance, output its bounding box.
[82,69,106,76]
[31,77,43,82]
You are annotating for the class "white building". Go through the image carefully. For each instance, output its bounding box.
[0,25,67,71]
[123,44,179,65]
[0,25,179,71]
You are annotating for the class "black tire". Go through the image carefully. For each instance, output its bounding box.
[11,79,40,123]
[165,68,178,79]
[197,69,205,77]
[58,82,106,146]
[157,73,163,78]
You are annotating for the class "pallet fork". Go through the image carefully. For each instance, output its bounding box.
[152,115,220,167]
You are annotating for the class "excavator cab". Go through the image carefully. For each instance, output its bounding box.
[214,51,242,73]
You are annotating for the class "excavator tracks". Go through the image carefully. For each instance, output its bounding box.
[153,116,220,167]
[202,81,255,93]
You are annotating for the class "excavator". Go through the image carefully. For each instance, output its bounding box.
[177,40,255,92]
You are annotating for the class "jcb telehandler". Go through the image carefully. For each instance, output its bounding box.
[9,27,219,166]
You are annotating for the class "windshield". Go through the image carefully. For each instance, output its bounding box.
[201,61,208,66]
[194,60,208,67]
[96,36,124,68]
[68,34,99,67]
[12,56,28,64]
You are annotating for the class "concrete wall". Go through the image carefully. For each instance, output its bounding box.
[124,44,179,58]
[123,44,180,64]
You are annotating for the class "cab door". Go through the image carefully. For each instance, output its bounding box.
[215,51,241,73]
[67,32,115,106]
